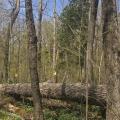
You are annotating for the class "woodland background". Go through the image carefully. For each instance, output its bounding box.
[0,0,120,120]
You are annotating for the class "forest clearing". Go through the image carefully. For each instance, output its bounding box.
[0,0,120,120]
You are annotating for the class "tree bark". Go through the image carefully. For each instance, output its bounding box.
[53,0,57,82]
[38,0,43,82]
[1,83,106,107]
[25,0,43,120]
[86,0,99,85]
[4,24,10,82]
[86,1,99,119]
[15,97,81,110]
[102,0,120,119]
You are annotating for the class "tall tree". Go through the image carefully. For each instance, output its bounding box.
[53,0,57,82]
[4,0,20,82]
[16,22,21,82]
[25,0,43,119]
[86,0,99,85]
[102,0,120,119]
[86,0,99,119]
[38,0,43,81]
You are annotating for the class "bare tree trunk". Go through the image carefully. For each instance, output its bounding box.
[86,0,99,119]
[16,33,20,82]
[38,0,43,82]
[86,0,99,85]
[53,0,57,82]
[25,0,43,120]
[4,24,10,82]
[4,0,20,82]
[102,0,120,119]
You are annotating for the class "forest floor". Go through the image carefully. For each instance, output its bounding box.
[0,95,105,120]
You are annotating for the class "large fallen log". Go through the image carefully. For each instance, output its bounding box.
[19,97,81,110]
[0,83,106,107]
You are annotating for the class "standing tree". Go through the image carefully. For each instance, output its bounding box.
[25,0,43,119]
[16,22,21,82]
[38,0,43,82]
[86,0,99,119]
[53,0,57,82]
[102,0,120,119]
[86,0,99,85]
[4,0,20,82]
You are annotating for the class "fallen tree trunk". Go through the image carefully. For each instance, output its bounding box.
[0,95,76,110]
[16,97,80,110]
[0,83,106,107]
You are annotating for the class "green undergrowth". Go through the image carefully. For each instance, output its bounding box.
[0,110,21,120]
[0,101,105,120]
